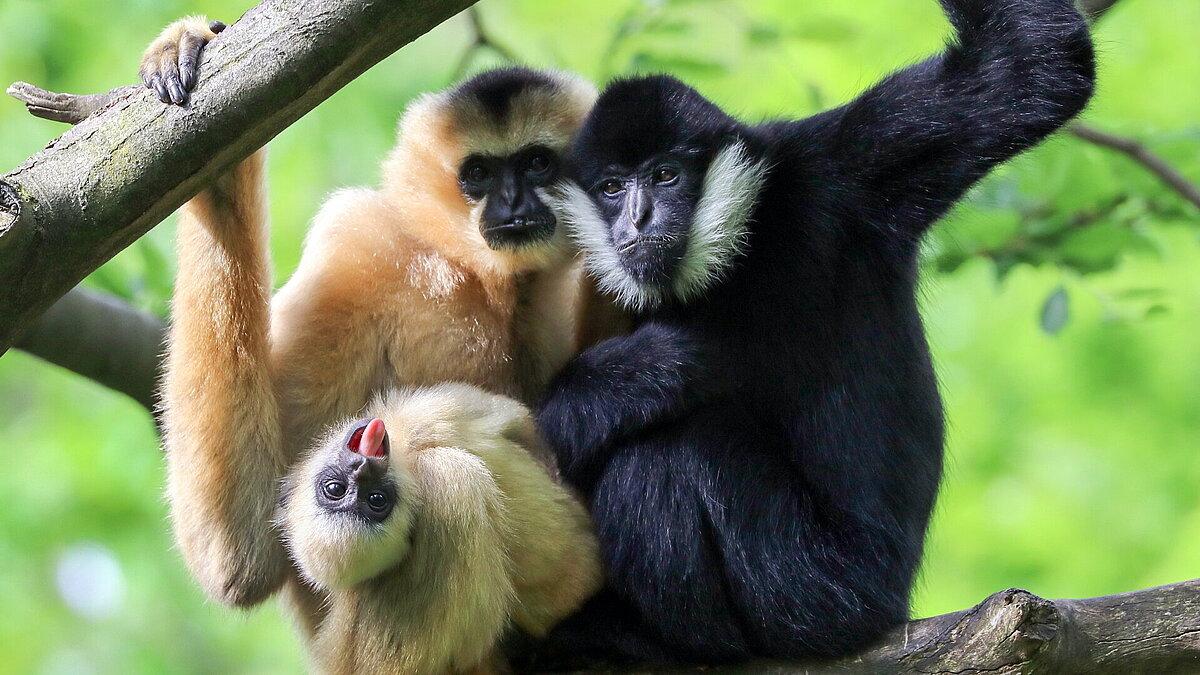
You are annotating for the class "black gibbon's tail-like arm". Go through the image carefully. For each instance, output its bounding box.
[807,0,1094,244]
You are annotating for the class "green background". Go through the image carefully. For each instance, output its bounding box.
[1,0,1197,672]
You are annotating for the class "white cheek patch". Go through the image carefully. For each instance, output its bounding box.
[550,142,767,312]
[672,142,767,304]
[547,183,667,312]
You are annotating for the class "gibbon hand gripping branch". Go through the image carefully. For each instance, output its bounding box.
[0,0,476,354]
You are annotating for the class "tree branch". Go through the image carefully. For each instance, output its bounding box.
[1079,0,1122,21]
[14,286,165,411]
[1069,123,1200,212]
[0,0,477,354]
[453,5,519,78]
[654,579,1200,674]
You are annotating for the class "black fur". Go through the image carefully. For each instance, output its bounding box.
[527,0,1094,668]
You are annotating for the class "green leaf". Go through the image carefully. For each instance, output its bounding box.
[1144,303,1171,318]
[788,18,857,43]
[629,52,725,76]
[1040,285,1070,335]
[747,22,781,46]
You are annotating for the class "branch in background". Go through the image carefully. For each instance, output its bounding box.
[0,0,477,354]
[14,287,164,411]
[1079,0,1122,21]
[453,5,518,77]
[670,579,1200,674]
[953,194,1131,267]
[1070,123,1200,212]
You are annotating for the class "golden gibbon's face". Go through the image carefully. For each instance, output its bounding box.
[385,68,599,272]
[279,417,417,591]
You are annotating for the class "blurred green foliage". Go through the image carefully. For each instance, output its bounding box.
[0,0,1197,672]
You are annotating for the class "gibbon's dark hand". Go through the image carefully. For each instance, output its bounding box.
[140,19,226,105]
[538,323,715,489]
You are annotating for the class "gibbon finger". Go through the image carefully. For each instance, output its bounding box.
[158,48,186,105]
[147,73,170,104]
[178,31,207,92]
[152,74,171,104]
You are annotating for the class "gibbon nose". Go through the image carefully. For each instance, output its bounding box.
[630,188,654,231]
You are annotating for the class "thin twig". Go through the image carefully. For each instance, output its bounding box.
[453,5,519,78]
[1079,0,1122,21]
[1070,123,1200,212]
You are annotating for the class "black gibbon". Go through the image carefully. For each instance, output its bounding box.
[526,0,1095,667]
[278,384,597,673]
[145,16,606,673]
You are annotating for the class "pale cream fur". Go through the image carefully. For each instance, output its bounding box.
[279,385,601,674]
[153,17,611,674]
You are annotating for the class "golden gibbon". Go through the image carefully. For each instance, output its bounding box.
[145,16,612,673]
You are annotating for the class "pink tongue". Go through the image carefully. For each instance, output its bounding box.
[359,418,388,458]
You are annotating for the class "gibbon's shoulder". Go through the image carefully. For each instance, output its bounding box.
[300,187,416,265]
[284,187,475,299]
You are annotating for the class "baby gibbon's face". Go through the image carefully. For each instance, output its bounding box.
[279,418,416,590]
[313,419,396,524]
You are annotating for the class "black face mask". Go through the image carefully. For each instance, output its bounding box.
[459,146,561,249]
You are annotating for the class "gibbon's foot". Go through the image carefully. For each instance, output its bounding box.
[139,18,226,105]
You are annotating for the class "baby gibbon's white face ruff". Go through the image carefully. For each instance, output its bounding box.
[277,384,549,591]
[279,418,417,591]
[383,69,598,275]
[553,142,767,311]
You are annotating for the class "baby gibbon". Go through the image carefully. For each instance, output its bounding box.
[278,384,599,674]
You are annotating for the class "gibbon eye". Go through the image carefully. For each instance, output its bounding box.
[601,180,624,196]
[654,167,679,184]
[366,492,389,511]
[527,151,552,174]
[464,162,491,184]
[323,480,347,500]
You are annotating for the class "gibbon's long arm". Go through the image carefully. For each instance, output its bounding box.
[804,0,1094,243]
[157,18,396,611]
[537,322,716,491]
[161,152,292,607]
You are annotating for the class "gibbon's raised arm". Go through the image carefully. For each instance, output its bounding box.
[537,323,716,491]
[806,0,1094,242]
[161,149,291,607]
[157,18,390,609]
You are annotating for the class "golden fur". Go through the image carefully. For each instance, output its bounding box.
[154,17,613,674]
[279,385,600,674]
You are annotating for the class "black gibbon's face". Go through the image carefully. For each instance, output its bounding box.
[459,145,562,250]
[314,418,397,524]
[588,152,706,285]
